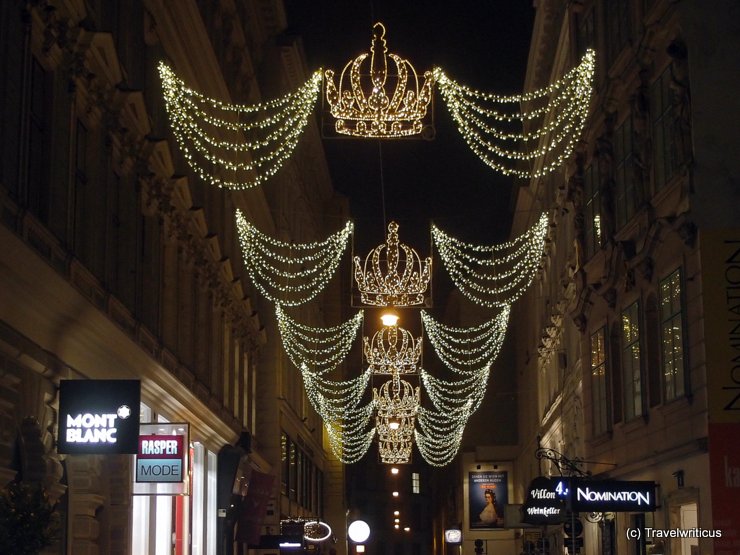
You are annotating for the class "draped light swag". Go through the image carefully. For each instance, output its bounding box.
[159,23,594,189]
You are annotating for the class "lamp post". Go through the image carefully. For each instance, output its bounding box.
[347,519,371,555]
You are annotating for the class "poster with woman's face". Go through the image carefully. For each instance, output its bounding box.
[469,471,508,529]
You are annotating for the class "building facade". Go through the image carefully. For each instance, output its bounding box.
[0,1,348,554]
[510,0,740,554]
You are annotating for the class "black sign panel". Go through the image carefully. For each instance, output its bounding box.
[521,476,567,525]
[569,478,656,512]
[57,379,140,454]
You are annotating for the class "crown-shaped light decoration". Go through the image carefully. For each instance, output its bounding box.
[354,221,432,306]
[364,323,422,374]
[324,22,435,138]
[373,373,419,464]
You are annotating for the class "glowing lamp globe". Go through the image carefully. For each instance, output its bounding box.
[348,520,371,543]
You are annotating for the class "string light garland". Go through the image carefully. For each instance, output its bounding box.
[433,49,595,178]
[273,304,374,463]
[276,304,363,375]
[324,22,435,138]
[432,214,549,307]
[323,401,377,464]
[415,407,469,467]
[421,306,510,375]
[159,62,322,189]
[235,210,353,306]
[413,307,511,465]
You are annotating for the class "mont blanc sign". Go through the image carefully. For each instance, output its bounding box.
[57,379,141,454]
[569,478,656,512]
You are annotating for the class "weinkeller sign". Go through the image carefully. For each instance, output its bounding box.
[569,478,656,512]
[521,476,567,525]
[57,379,140,454]
[136,434,185,483]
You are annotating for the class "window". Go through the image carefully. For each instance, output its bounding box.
[660,269,686,401]
[614,115,641,229]
[621,302,643,419]
[650,66,687,191]
[280,432,288,495]
[0,2,25,197]
[606,0,631,65]
[591,327,609,435]
[412,472,420,494]
[289,439,297,501]
[28,58,51,223]
[583,162,602,260]
[576,7,595,60]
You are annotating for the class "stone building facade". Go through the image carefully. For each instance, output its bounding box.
[0,1,348,554]
[510,1,740,554]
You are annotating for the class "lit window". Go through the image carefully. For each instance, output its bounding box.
[591,327,609,435]
[412,472,420,494]
[660,269,686,401]
[621,302,643,419]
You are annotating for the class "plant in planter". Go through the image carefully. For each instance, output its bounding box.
[0,480,60,555]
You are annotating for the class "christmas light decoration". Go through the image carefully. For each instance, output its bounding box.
[276,304,363,375]
[274,303,374,463]
[354,221,432,306]
[364,322,422,374]
[324,22,435,138]
[159,62,322,189]
[434,49,595,178]
[414,307,511,466]
[432,213,549,307]
[421,306,510,376]
[373,372,419,464]
[235,210,353,306]
[323,401,376,464]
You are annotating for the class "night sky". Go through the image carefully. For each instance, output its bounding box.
[283,1,536,256]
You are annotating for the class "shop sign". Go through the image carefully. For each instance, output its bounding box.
[136,434,185,482]
[569,478,656,512]
[57,379,140,454]
[521,476,567,525]
[444,529,462,544]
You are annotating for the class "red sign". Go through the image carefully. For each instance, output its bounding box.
[237,470,276,545]
[710,423,740,554]
[136,434,185,483]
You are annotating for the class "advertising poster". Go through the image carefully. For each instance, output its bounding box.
[469,470,508,529]
[701,230,740,553]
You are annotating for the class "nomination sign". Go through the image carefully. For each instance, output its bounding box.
[522,476,657,518]
[569,478,656,512]
[57,379,141,454]
[136,435,185,483]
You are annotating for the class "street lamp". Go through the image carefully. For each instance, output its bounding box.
[347,519,371,555]
[347,520,370,543]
